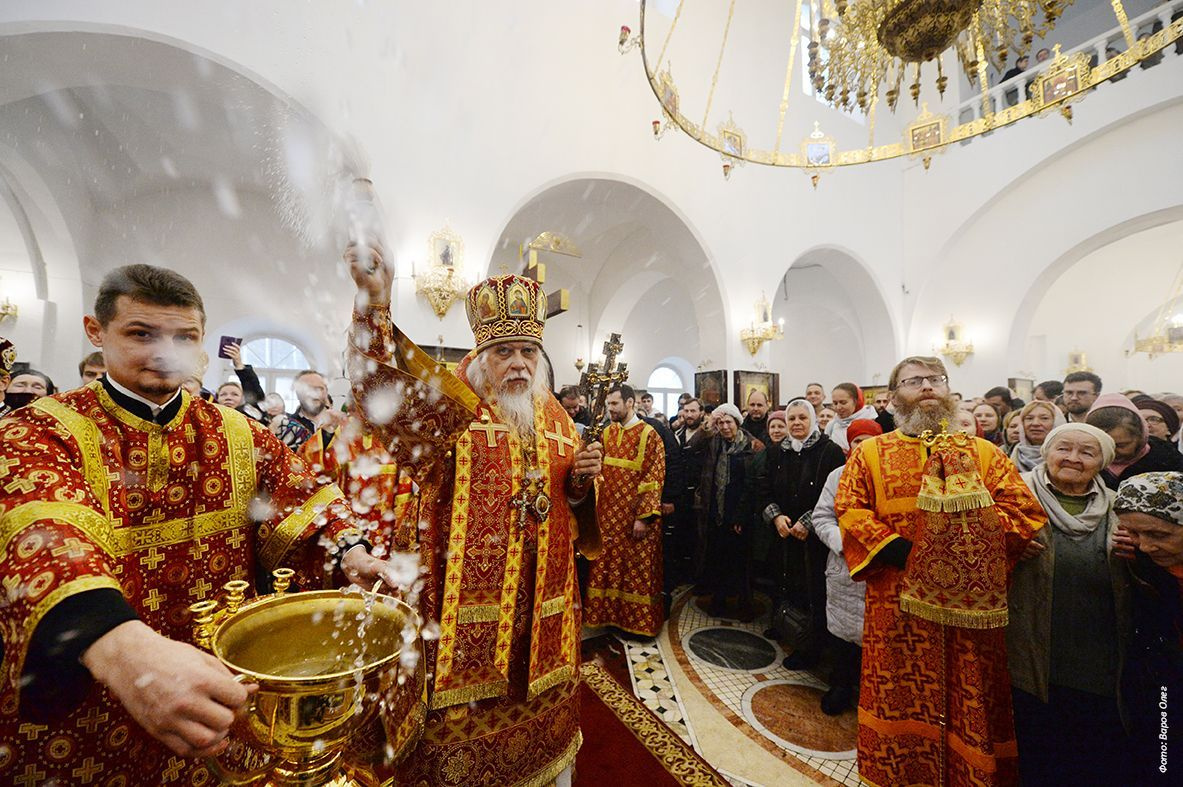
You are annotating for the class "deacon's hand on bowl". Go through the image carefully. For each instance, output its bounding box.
[82,621,257,758]
[344,242,393,309]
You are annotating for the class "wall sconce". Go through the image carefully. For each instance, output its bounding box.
[935,316,974,366]
[618,25,641,53]
[0,277,16,326]
[415,226,468,319]
[739,293,784,356]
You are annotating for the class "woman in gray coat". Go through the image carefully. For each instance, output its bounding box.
[805,419,883,715]
[1007,423,1132,784]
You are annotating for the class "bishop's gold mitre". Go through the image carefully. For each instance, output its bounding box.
[465,274,547,352]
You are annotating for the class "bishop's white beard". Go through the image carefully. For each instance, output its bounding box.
[894,395,959,437]
[467,350,552,438]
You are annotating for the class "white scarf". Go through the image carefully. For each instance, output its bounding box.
[827,404,878,452]
[1024,464,1113,540]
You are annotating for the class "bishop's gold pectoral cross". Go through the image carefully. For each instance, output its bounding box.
[510,447,551,528]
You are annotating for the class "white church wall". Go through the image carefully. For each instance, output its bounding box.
[904,74,1183,396]
[1027,219,1183,393]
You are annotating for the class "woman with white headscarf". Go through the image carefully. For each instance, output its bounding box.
[1007,423,1132,784]
[759,398,845,667]
[1009,400,1066,473]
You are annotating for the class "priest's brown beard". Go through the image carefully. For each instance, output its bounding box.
[894,395,959,437]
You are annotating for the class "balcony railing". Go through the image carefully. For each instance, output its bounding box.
[954,0,1183,144]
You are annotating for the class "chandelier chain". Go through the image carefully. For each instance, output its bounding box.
[774,0,808,154]
[701,0,738,132]
[654,0,686,75]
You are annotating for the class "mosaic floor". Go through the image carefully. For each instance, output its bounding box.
[585,588,862,787]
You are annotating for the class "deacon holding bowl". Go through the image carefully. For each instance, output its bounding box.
[346,241,602,787]
[0,265,393,785]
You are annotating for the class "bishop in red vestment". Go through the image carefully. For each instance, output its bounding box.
[345,247,603,787]
[585,384,666,637]
[0,265,393,786]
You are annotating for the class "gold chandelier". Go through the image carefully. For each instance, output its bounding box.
[1132,263,1183,358]
[810,1,1070,113]
[624,1,1182,176]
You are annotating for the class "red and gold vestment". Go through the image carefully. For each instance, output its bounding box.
[835,431,1045,787]
[350,307,592,787]
[300,419,417,558]
[585,418,665,637]
[0,383,353,785]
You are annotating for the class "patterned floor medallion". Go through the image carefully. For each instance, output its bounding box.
[745,681,857,758]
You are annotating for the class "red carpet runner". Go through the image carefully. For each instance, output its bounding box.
[575,663,729,787]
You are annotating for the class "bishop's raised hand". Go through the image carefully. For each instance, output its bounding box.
[345,241,393,310]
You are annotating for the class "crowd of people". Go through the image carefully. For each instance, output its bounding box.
[2,262,1182,785]
[601,365,1182,784]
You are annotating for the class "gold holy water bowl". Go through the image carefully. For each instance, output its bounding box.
[202,585,420,787]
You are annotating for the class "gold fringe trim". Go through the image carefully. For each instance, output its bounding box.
[900,594,1008,629]
[528,663,575,700]
[429,678,509,710]
[457,604,500,624]
[916,489,993,513]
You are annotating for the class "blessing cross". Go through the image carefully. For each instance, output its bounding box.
[578,333,628,445]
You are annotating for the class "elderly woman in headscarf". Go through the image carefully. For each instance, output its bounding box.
[1006,423,1132,784]
[759,398,846,668]
[1009,399,1066,473]
[1112,472,1183,783]
[1087,394,1183,490]
[696,402,764,619]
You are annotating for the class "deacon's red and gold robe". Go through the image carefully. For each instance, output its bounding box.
[585,417,665,636]
[351,307,591,787]
[835,431,1045,787]
[0,383,354,786]
[300,417,417,559]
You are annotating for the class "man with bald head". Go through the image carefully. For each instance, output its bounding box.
[742,388,771,444]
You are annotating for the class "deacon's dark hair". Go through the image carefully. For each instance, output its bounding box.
[94,264,206,326]
[78,351,104,377]
[609,383,636,403]
[1035,380,1063,399]
[984,386,1014,406]
[557,385,581,402]
[681,397,702,410]
[1063,371,1103,394]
